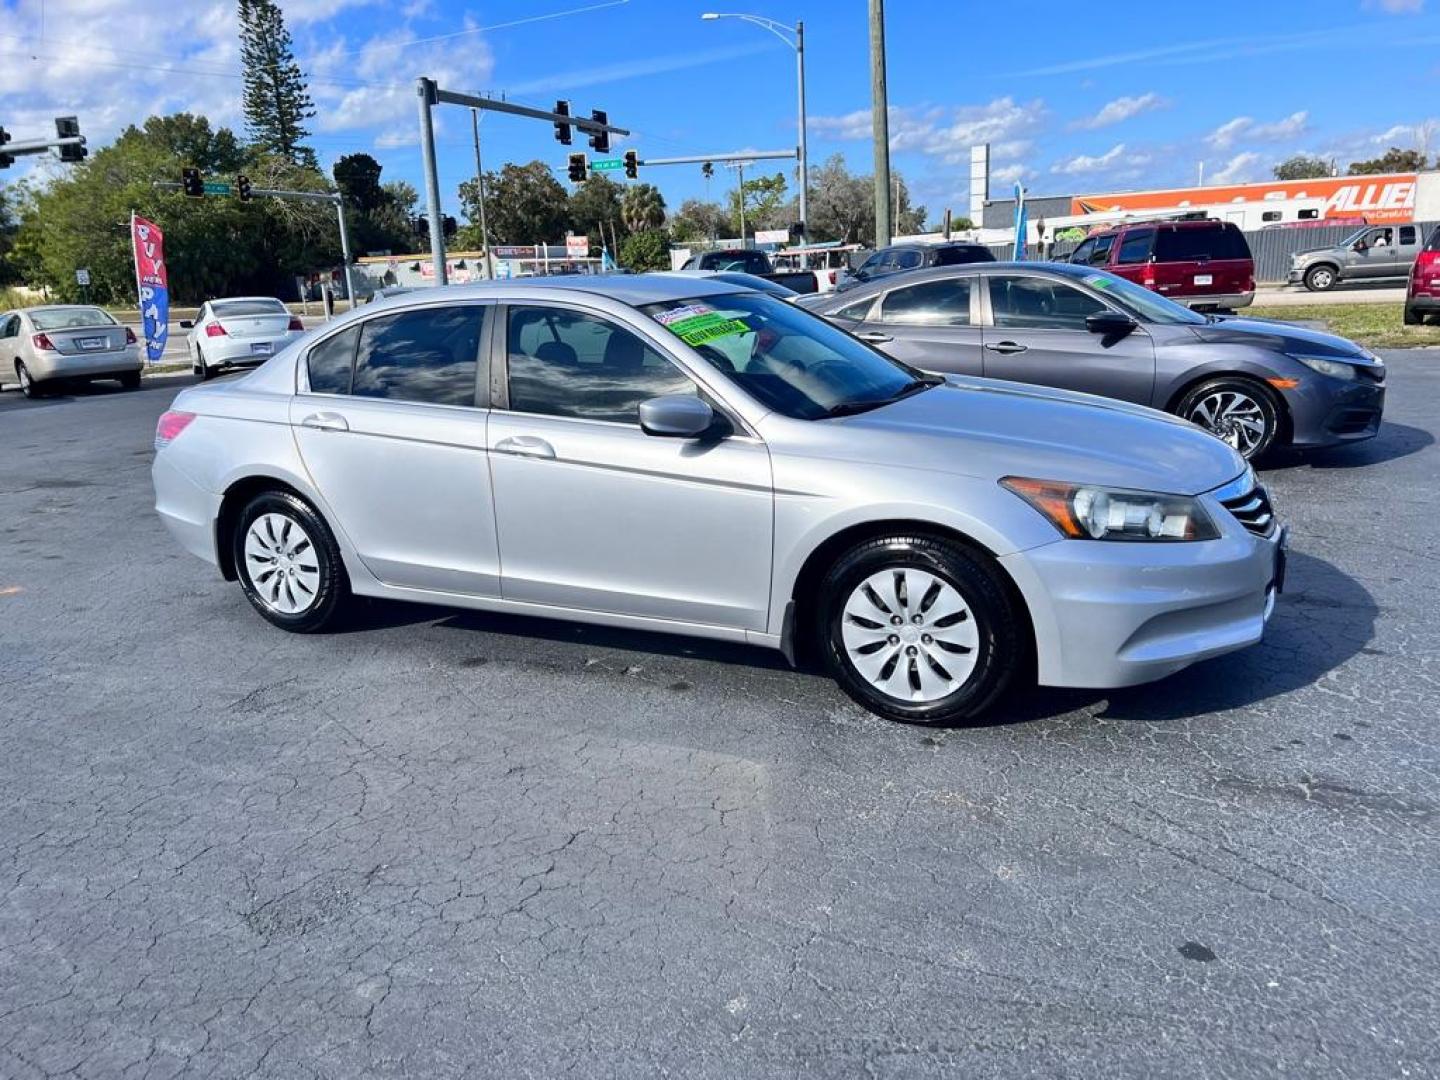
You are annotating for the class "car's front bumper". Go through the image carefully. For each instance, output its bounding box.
[999,498,1283,689]
[31,347,143,380]
[1283,372,1386,447]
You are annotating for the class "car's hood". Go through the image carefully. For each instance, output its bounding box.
[830,377,1245,496]
[1189,316,1377,361]
[1292,246,1340,260]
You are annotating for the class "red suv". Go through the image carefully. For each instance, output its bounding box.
[1404,225,1440,326]
[1067,219,1255,310]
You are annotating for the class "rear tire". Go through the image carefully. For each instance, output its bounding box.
[1404,304,1421,326]
[233,490,350,633]
[1303,264,1338,292]
[816,533,1023,725]
[197,347,217,381]
[119,370,141,390]
[16,361,45,399]
[1176,376,1282,460]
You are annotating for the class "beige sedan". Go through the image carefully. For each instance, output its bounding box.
[1,305,143,398]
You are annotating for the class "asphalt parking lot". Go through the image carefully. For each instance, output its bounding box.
[2,357,1437,1079]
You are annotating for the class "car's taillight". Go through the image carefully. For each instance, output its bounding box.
[155,410,196,450]
[828,270,837,284]
[1142,263,1157,289]
[32,332,56,351]
[125,326,137,344]
[288,317,304,331]
[205,323,228,337]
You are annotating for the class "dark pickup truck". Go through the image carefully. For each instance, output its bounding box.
[679,249,819,293]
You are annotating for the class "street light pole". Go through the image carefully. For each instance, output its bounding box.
[701,12,809,265]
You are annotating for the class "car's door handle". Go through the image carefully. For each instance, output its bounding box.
[854,331,893,343]
[984,341,1028,355]
[300,412,348,432]
[495,435,556,460]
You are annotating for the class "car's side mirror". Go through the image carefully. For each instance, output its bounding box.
[639,395,717,438]
[179,320,194,329]
[1086,311,1137,337]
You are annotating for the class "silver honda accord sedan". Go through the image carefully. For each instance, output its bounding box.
[152,275,1285,725]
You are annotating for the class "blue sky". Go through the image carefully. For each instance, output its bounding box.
[2,0,1439,225]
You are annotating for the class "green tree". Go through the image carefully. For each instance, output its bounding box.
[1273,154,1332,180]
[12,113,336,304]
[333,154,416,255]
[619,228,670,271]
[669,199,728,244]
[621,183,666,233]
[238,0,316,167]
[728,172,790,234]
[567,173,624,247]
[458,160,569,245]
[806,154,926,242]
[1348,147,1428,175]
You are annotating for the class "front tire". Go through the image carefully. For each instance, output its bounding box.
[1176,377,1282,460]
[233,490,349,633]
[817,533,1023,725]
[1303,264,1337,292]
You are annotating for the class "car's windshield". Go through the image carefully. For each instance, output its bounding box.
[704,251,770,274]
[710,272,798,298]
[641,291,932,420]
[30,307,117,331]
[212,299,288,317]
[1075,269,1207,325]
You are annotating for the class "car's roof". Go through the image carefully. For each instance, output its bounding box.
[17,303,111,313]
[207,296,288,304]
[1090,218,1231,235]
[814,261,1093,304]
[375,274,747,306]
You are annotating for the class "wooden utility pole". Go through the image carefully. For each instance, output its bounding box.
[869,0,891,249]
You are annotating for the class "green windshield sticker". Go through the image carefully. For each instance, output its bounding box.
[1084,274,1114,290]
[665,311,751,346]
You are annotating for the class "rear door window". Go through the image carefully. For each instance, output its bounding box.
[1400,225,1417,245]
[879,278,972,326]
[1069,239,1095,266]
[1115,229,1155,265]
[352,305,485,407]
[307,326,359,395]
[893,249,924,270]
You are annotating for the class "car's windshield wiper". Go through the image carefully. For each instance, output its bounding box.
[823,376,941,418]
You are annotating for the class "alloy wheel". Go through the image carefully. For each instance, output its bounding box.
[243,512,321,615]
[840,567,979,703]
[1186,390,1268,457]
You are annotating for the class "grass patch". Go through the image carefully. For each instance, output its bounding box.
[1247,303,1440,350]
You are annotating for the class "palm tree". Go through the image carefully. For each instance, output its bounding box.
[621,184,666,233]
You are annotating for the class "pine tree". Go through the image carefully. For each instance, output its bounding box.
[237,0,316,167]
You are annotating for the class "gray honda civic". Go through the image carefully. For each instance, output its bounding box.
[802,262,1386,460]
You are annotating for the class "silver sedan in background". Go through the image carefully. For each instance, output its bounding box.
[2,305,142,398]
[153,276,1284,726]
[181,297,305,380]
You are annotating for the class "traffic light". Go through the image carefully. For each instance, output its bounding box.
[235,173,253,201]
[568,152,587,183]
[0,127,11,170]
[54,116,86,162]
[553,100,572,146]
[413,216,428,236]
[588,109,609,154]
[624,150,638,180]
[701,161,713,179]
[443,215,457,239]
[181,167,204,198]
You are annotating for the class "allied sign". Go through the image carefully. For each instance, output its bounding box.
[1072,173,1420,224]
[754,228,790,245]
[129,215,169,364]
[74,267,90,286]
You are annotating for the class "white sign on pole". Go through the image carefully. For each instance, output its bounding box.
[565,234,589,259]
[754,228,790,245]
[75,268,91,286]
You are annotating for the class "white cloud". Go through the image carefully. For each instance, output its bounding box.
[1364,0,1423,12]
[811,97,1047,165]
[1051,143,1128,175]
[1206,111,1308,149]
[1071,92,1166,130]
[1210,151,1263,184]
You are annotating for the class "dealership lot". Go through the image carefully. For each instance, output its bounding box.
[1,359,1437,1077]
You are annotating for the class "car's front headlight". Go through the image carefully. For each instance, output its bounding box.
[1001,477,1220,542]
[1293,354,1360,380]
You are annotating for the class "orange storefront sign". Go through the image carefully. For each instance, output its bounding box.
[1071,173,1418,223]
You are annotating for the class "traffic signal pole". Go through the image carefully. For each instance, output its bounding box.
[415,76,629,284]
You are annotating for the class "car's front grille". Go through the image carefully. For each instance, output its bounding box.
[1220,484,1276,537]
